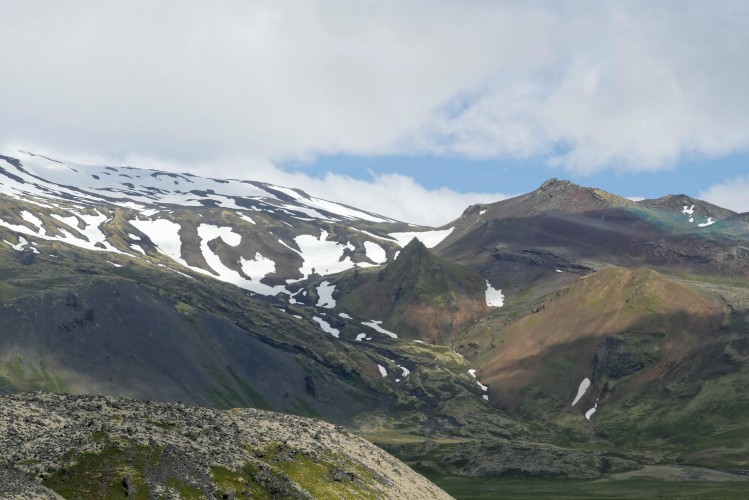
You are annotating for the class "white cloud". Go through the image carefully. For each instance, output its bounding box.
[117,154,511,226]
[700,176,749,214]
[1,1,748,174]
[265,170,511,227]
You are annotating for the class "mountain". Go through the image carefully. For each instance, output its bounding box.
[0,151,492,426]
[0,392,451,499]
[333,238,490,343]
[2,150,749,496]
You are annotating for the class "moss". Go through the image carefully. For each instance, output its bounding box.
[42,442,163,499]
[175,300,196,319]
[91,429,109,442]
[260,444,380,499]
[167,477,204,499]
[210,463,274,500]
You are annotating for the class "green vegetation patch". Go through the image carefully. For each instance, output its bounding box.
[0,356,70,393]
[259,443,380,499]
[210,463,274,500]
[42,440,163,499]
[167,478,203,499]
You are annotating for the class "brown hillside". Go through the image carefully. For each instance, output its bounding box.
[478,267,721,415]
[336,238,489,343]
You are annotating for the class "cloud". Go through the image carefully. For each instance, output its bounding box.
[1,1,748,175]
[699,176,749,214]
[264,170,511,227]
[101,153,511,226]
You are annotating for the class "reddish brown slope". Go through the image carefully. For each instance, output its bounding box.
[478,267,722,415]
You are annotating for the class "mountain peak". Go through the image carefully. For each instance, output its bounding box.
[538,178,575,190]
[399,236,429,257]
[512,178,635,216]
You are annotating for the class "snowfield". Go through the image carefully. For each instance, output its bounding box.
[388,227,454,248]
[292,230,355,279]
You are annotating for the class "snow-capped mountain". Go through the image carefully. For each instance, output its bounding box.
[0,151,455,298]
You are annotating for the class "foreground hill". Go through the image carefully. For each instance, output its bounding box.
[0,392,452,499]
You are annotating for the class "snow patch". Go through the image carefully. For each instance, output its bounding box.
[130,244,146,255]
[339,312,352,319]
[468,369,488,392]
[239,213,256,225]
[362,320,398,338]
[698,217,716,227]
[485,279,505,307]
[294,230,355,279]
[363,241,387,264]
[21,211,45,231]
[571,378,590,407]
[312,316,340,338]
[585,404,598,420]
[196,224,287,296]
[4,236,29,251]
[377,365,388,377]
[240,253,276,280]
[316,280,336,308]
[200,225,241,247]
[131,219,186,265]
[682,204,695,215]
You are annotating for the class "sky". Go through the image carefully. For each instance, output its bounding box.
[1,1,748,226]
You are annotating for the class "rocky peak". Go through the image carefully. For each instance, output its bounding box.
[538,178,575,190]
[397,237,429,261]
